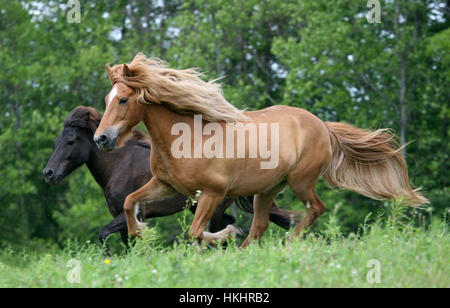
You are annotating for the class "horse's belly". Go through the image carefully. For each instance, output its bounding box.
[224,158,291,196]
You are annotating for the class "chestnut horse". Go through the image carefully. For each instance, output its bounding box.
[44,106,299,252]
[94,53,428,248]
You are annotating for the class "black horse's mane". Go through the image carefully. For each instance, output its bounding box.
[63,106,151,149]
[126,130,151,149]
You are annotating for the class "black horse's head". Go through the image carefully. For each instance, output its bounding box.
[43,106,101,184]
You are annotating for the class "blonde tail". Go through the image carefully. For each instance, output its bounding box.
[323,122,428,207]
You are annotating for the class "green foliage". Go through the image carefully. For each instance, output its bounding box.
[52,166,110,244]
[0,216,448,287]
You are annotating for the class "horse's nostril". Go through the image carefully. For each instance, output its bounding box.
[44,168,54,179]
[94,134,108,145]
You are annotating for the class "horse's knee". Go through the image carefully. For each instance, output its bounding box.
[124,196,136,213]
[189,228,204,242]
[248,219,268,240]
[318,206,325,215]
[255,221,269,237]
[313,196,325,214]
[188,228,201,238]
[313,204,325,216]
[306,197,325,222]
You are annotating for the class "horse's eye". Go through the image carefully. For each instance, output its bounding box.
[119,98,128,105]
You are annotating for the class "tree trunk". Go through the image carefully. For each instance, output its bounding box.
[399,55,407,158]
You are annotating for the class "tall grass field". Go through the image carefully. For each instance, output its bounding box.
[0,202,448,288]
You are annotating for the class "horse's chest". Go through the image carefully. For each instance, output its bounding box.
[150,148,209,195]
[150,151,172,180]
[104,179,136,216]
[103,193,122,217]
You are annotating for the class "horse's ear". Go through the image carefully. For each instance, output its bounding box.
[123,64,133,78]
[86,108,101,132]
[131,53,142,63]
[105,65,113,85]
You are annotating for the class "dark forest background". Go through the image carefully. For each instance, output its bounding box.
[0,0,448,249]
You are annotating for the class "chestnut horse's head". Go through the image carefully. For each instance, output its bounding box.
[95,53,248,151]
[94,64,145,151]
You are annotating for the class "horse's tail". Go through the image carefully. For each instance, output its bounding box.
[235,197,301,230]
[323,122,428,207]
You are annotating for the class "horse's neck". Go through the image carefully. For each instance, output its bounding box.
[85,142,115,188]
[143,104,185,154]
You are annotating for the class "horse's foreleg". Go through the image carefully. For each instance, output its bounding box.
[123,177,176,237]
[241,193,274,248]
[189,193,225,248]
[99,213,128,255]
[241,181,287,248]
[208,197,236,233]
[118,228,128,246]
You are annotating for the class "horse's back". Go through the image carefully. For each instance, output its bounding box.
[246,105,331,160]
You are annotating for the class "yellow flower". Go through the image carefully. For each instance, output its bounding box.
[104,259,111,265]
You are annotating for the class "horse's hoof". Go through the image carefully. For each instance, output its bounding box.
[136,221,148,231]
[129,229,140,238]
[227,224,245,237]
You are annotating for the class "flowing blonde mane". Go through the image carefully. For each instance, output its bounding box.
[106,53,248,122]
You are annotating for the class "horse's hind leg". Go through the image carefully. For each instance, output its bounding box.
[291,189,325,236]
[288,160,327,237]
[288,171,325,236]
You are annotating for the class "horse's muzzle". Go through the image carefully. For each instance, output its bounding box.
[43,167,61,184]
[94,131,117,151]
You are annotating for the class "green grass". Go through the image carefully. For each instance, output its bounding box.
[0,209,448,288]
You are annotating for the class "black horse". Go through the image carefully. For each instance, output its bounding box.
[43,106,299,251]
